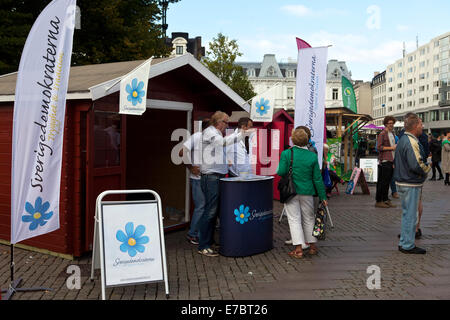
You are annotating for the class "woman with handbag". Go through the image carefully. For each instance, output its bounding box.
[277,128,328,259]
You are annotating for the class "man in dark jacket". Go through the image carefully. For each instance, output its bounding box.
[394,113,431,254]
[429,133,444,180]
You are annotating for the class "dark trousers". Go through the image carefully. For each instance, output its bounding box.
[431,161,443,179]
[376,161,394,202]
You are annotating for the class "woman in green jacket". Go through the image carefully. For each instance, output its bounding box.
[277,128,328,259]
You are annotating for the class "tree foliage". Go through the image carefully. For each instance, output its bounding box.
[0,0,181,74]
[202,33,256,101]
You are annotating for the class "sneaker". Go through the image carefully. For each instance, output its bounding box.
[198,248,219,257]
[398,246,426,254]
[186,235,199,245]
[375,202,390,208]
[284,239,293,245]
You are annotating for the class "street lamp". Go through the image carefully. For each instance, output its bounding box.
[158,0,180,39]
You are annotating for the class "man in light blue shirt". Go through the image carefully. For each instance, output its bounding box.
[226,117,254,177]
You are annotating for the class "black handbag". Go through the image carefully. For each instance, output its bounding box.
[278,148,296,203]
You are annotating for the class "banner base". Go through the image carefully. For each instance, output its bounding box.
[1,279,52,300]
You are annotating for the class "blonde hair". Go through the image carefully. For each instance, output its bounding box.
[210,111,228,127]
[291,128,308,147]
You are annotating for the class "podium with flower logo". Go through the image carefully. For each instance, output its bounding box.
[219,176,274,257]
[90,190,169,300]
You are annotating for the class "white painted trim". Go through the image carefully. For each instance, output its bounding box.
[147,99,193,112]
[89,54,250,112]
[0,92,91,102]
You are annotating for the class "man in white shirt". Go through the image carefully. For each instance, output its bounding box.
[197,111,253,257]
[181,118,210,245]
[226,117,254,177]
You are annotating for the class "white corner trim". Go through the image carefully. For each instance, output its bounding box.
[147,99,193,112]
[88,54,249,112]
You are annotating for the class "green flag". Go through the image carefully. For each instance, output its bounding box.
[341,76,357,113]
[341,76,358,150]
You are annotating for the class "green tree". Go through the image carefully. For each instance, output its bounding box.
[202,33,256,101]
[0,0,181,74]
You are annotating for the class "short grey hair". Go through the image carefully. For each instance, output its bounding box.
[404,113,420,132]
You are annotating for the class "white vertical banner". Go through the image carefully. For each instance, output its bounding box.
[294,47,328,169]
[119,58,152,115]
[11,0,77,244]
[250,83,280,122]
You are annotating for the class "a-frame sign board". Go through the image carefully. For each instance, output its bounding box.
[90,190,169,300]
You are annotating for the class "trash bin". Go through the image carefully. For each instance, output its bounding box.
[219,176,273,257]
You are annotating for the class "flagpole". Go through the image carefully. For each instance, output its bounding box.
[241,82,282,106]
[105,57,153,92]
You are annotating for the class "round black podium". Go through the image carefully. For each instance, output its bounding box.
[219,176,274,257]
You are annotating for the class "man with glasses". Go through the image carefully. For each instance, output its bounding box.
[197,111,253,257]
[375,116,397,208]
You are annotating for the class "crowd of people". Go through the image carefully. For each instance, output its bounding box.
[181,109,450,259]
[375,113,450,254]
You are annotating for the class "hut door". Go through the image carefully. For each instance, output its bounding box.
[85,110,126,251]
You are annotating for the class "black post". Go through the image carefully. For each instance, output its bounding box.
[1,243,52,300]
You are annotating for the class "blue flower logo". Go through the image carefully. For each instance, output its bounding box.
[116,222,149,257]
[234,205,250,224]
[126,78,146,106]
[21,197,53,231]
[255,98,270,116]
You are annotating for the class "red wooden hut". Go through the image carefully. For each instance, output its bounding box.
[0,54,250,257]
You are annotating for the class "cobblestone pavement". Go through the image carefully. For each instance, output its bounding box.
[1,178,449,300]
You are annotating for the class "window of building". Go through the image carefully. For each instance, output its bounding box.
[408,56,414,62]
[407,90,413,96]
[433,94,439,101]
[430,110,439,121]
[287,87,294,100]
[434,81,440,87]
[332,88,339,100]
[266,66,276,77]
[434,67,440,74]
[434,41,440,48]
[419,98,425,104]
[447,92,450,100]
[397,104,402,110]
[407,101,413,107]
[434,54,440,61]
[419,61,425,68]
[388,106,393,112]
[419,73,425,80]
[397,93,403,99]
[176,46,184,55]
[398,83,402,89]
[398,62,403,67]
[419,86,425,92]
[286,70,295,78]
[388,87,393,92]
[398,73,403,78]
[388,97,393,102]
[407,79,413,84]
[441,110,450,121]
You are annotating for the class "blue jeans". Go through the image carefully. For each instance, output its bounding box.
[390,177,397,195]
[187,179,205,238]
[198,174,222,250]
[398,185,421,250]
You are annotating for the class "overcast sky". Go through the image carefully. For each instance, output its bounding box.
[167,0,450,81]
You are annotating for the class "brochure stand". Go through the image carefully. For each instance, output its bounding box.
[90,190,169,300]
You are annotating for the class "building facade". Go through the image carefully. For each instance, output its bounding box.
[371,71,387,126]
[383,32,450,133]
[236,55,355,112]
[354,81,372,116]
[165,32,205,60]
